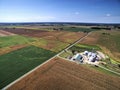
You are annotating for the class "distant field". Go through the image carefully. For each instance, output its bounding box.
[3,28,86,41]
[0,45,27,55]
[0,46,56,89]
[30,31,86,52]
[7,58,120,90]
[0,35,36,55]
[31,38,69,52]
[80,30,120,62]
[0,30,15,36]
[63,27,99,32]
[0,25,58,29]
[0,29,86,53]
[57,32,86,43]
[0,25,55,31]
[0,35,35,48]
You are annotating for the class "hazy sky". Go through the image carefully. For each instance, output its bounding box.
[0,0,120,23]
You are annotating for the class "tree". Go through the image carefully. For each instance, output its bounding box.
[72,50,75,55]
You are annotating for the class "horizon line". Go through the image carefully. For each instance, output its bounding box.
[0,22,120,24]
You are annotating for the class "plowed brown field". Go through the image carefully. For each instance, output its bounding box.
[0,30,15,36]
[4,28,86,43]
[3,28,46,37]
[7,58,120,90]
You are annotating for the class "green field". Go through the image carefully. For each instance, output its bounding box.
[63,27,99,32]
[0,26,54,31]
[69,44,101,52]
[31,38,69,52]
[97,31,120,60]
[0,46,56,89]
[0,35,35,48]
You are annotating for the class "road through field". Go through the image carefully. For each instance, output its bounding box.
[2,32,91,90]
[58,32,92,56]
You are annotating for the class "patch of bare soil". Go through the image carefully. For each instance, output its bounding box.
[3,28,86,44]
[0,30,15,36]
[7,58,120,90]
[80,31,100,44]
[57,32,86,43]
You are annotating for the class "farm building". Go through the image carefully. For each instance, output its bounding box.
[71,53,83,63]
[83,51,89,55]
[70,50,102,65]
[83,51,99,62]
[89,56,96,62]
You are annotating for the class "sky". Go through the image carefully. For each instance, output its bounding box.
[0,0,120,23]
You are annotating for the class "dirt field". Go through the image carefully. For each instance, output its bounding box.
[2,28,46,37]
[4,28,86,43]
[7,58,120,90]
[0,30,15,36]
[35,31,86,45]
[80,31,100,44]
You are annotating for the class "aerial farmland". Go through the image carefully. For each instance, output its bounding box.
[0,0,120,90]
[0,24,88,89]
[0,23,120,90]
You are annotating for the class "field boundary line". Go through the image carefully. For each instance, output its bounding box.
[2,32,91,90]
[58,32,92,56]
[98,65,120,76]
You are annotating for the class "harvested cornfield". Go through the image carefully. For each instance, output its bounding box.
[7,58,120,90]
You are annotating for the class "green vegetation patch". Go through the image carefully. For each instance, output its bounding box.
[99,58,120,73]
[69,44,101,52]
[110,58,120,64]
[96,31,120,61]
[0,26,53,31]
[63,27,99,32]
[31,38,48,47]
[31,38,69,53]
[87,65,120,77]
[0,35,35,48]
[0,46,56,89]
[98,31,120,53]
